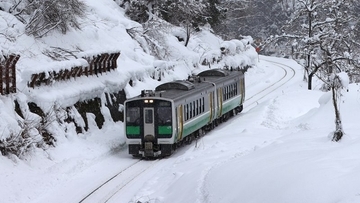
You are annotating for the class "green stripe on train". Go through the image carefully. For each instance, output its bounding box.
[158,126,172,134]
[182,114,209,137]
[222,97,241,114]
[126,126,140,135]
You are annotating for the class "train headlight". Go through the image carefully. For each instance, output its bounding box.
[144,99,154,103]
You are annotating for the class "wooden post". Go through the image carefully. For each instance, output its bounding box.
[113,52,120,69]
[78,66,84,77]
[89,56,95,76]
[9,55,19,93]
[108,54,114,70]
[93,55,102,75]
[4,55,13,94]
[29,74,38,88]
[102,53,109,73]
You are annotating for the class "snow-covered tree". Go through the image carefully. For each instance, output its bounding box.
[278,0,359,90]
[328,72,348,142]
[123,0,224,47]
[23,0,87,38]
[278,0,359,141]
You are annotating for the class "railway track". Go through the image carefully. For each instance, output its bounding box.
[243,59,296,111]
[79,159,159,203]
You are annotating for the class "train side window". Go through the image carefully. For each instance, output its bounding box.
[193,101,196,117]
[190,102,192,118]
[222,87,225,101]
[228,85,231,98]
[233,83,236,96]
[187,104,189,120]
[226,86,228,100]
[229,85,231,98]
[199,99,201,114]
[196,100,199,115]
[233,84,235,96]
[228,85,231,99]
[185,104,188,121]
[202,97,205,112]
[229,85,232,98]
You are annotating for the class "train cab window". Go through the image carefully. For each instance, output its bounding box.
[126,107,140,124]
[157,107,172,124]
[144,109,153,124]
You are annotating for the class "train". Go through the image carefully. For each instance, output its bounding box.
[124,68,245,158]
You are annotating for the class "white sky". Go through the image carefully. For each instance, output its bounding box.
[1,0,360,203]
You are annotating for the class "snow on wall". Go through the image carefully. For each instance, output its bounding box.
[0,0,258,148]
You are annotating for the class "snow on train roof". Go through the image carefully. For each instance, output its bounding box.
[197,69,229,77]
[155,80,195,91]
[154,69,232,92]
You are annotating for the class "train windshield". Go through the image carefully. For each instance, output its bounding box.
[157,101,172,124]
[126,106,140,124]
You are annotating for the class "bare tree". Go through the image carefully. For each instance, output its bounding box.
[25,0,87,38]
[123,0,221,47]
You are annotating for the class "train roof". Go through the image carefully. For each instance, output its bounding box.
[129,69,243,101]
[197,69,229,77]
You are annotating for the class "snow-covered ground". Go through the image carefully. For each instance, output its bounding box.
[2,56,360,203]
[1,0,360,202]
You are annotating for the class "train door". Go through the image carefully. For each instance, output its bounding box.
[143,108,155,137]
[177,105,183,141]
[218,88,223,117]
[209,91,215,122]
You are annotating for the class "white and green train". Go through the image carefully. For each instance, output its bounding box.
[124,69,245,157]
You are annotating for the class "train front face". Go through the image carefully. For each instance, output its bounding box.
[125,98,174,157]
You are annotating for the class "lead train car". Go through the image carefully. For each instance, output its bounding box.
[124,69,245,157]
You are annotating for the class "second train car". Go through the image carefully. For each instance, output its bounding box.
[124,68,245,157]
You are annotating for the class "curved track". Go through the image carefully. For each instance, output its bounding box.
[244,59,296,111]
[79,159,159,203]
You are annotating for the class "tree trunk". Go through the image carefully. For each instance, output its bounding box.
[331,85,344,142]
[184,24,191,47]
[307,72,313,90]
